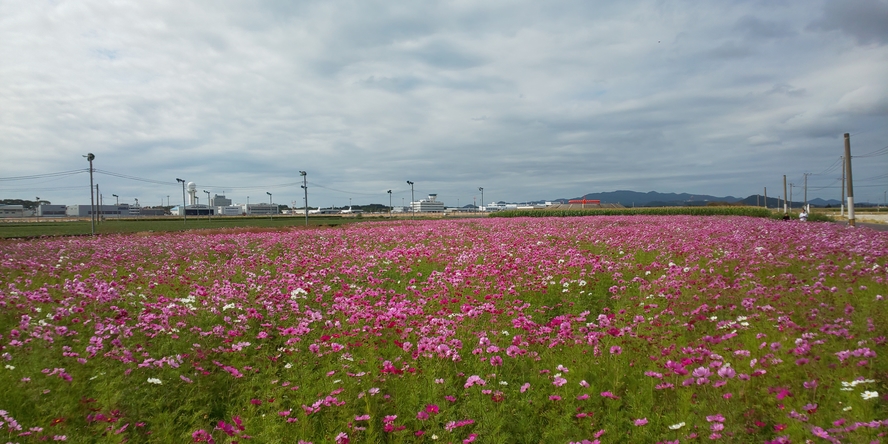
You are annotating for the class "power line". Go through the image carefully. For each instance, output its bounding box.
[93,169,177,186]
[0,169,87,181]
[855,144,888,158]
[812,157,842,176]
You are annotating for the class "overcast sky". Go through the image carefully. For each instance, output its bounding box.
[2,0,887,208]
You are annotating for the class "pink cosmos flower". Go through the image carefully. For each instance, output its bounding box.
[634,418,648,426]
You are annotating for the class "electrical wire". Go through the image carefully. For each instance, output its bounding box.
[855,144,888,158]
[0,169,87,181]
[93,169,177,186]
[812,157,842,176]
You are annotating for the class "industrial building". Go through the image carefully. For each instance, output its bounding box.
[171,205,214,216]
[66,204,134,217]
[210,194,232,206]
[243,203,278,215]
[36,204,67,217]
[410,194,445,213]
[216,206,243,216]
[0,205,32,218]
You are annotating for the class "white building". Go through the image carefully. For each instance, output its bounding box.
[0,205,32,218]
[216,206,243,216]
[410,194,445,213]
[243,203,278,215]
[171,205,214,216]
[66,204,133,217]
[37,204,67,217]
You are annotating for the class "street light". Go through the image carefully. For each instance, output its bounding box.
[300,171,308,226]
[83,153,96,235]
[112,194,119,219]
[267,191,273,220]
[176,178,186,224]
[204,190,211,221]
[387,190,392,218]
[407,180,415,219]
[478,187,484,212]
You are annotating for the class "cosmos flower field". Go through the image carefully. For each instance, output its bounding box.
[1,216,886,443]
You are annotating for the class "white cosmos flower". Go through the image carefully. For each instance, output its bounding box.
[147,378,162,385]
[669,422,685,430]
[861,391,878,400]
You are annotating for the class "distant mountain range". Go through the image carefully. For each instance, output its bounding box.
[540,190,857,208]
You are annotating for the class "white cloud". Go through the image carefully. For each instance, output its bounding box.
[1,0,886,205]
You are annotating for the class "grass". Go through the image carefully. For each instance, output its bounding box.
[0,216,353,239]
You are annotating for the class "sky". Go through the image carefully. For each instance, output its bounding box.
[2,0,887,208]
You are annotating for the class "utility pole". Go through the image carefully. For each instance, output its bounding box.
[840,156,845,217]
[97,184,101,223]
[407,181,415,219]
[176,178,187,224]
[387,190,392,218]
[204,190,211,221]
[300,171,308,226]
[83,153,96,236]
[803,172,810,212]
[764,187,767,208]
[783,175,788,214]
[789,183,793,212]
[479,187,484,212]
[845,133,855,227]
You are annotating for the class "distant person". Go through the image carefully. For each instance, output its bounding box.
[782,213,790,221]
[799,211,808,222]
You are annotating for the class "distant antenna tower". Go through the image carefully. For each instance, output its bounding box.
[187,182,197,205]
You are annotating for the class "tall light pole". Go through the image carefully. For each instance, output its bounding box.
[300,171,308,226]
[407,180,415,219]
[387,190,392,218]
[845,133,855,227]
[83,153,95,234]
[478,187,484,212]
[176,178,186,224]
[267,192,273,220]
[204,190,211,221]
[112,194,119,219]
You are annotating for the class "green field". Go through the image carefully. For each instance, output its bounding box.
[0,216,353,239]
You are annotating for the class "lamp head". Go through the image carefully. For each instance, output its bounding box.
[83,153,95,161]
[299,171,306,176]
[387,190,392,194]
[266,192,272,196]
[176,178,184,183]
[479,187,483,191]
[407,180,413,185]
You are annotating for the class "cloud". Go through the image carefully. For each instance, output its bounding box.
[1,0,887,206]
[809,0,888,45]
